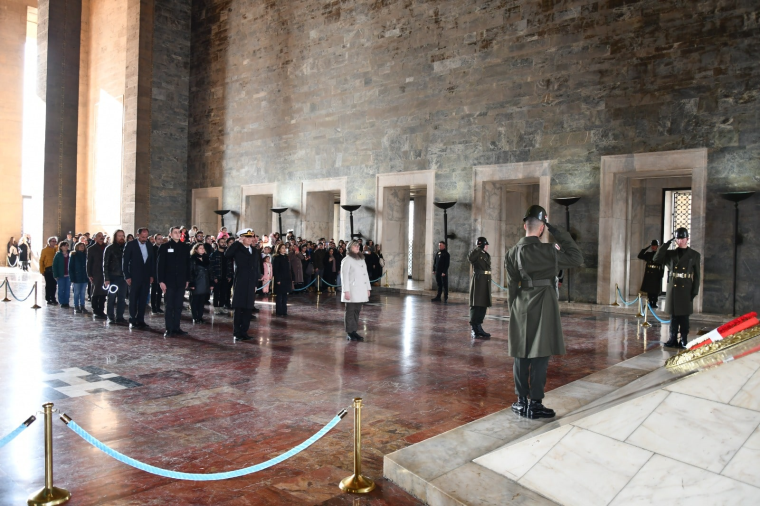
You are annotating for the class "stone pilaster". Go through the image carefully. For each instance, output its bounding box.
[38,0,81,241]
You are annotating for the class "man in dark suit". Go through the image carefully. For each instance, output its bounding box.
[124,227,155,329]
[431,241,450,302]
[156,227,191,337]
[87,232,108,319]
[225,228,260,340]
[150,233,164,314]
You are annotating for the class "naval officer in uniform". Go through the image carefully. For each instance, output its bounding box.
[505,205,584,418]
[653,227,701,348]
[637,239,665,308]
[468,237,492,339]
[225,228,261,341]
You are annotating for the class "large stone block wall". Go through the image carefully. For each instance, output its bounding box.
[186,0,759,311]
[150,0,191,234]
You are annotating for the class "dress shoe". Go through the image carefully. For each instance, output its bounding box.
[155,309,164,314]
[663,338,679,347]
[60,303,70,308]
[46,300,57,306]
[175,329,188,335]
[163,330,174,337]
[679,337,689,348]
[136,322,149,329]
[80,308,90,314]
[129,323,137,329]
[115,318,128,324]
[431,297,442,302]
[527,400,555,419]
[74,307,82,314]
[477,325,491,338]
[235,333,252,341]
[511,397,528,416]
[470,325,489,340]
[93,313,107,320]
[346,332,364,341]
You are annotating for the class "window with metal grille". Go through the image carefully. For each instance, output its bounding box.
[671,190,692,236]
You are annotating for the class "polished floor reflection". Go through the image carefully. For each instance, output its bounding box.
[0,268,664,505]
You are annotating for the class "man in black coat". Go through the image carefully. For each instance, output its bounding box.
[123,227,155,329]
[150,233,164,314]
[225,229,260,340]
[103,230,128,324]
[210,239,232,315]
[156,227,191,337]
[637,239,665,308]
[431,241,450,302]
[87,232,108,319]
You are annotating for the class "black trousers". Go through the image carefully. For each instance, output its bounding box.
[164,287,185,332]
[91,294,106,315]
[435,272,448,299]
[276,291,288,315]
[234,307,252,336]
[44,270,57,302]
[214,279,231,308]
[128,279,150,324]
[648,292,660,308]
[514,356,551,400]
[670,314,690,340]
[469,306,487,325]
[106,277,127,320]
[191,293,206,320]
[151,282,162,311]
[344,303,363,333]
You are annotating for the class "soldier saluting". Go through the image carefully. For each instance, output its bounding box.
[468,237,492,339]
[637,240,665,308]
[653,227,701,348]
[505,205,583,419]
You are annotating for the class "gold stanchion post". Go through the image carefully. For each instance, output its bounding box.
[32,282,41,309]
[635,292,644,318]
[316,275,322,294]
[611,282,620,306]
[340,398,375,494]
[28,403,70,506]
[641,295,651,328]
[384,271,389,288]
[3,277,10,302]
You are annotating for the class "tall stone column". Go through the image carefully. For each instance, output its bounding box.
[38,0,81,241]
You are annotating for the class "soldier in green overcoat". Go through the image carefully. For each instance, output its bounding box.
[653,227,701,348]
[468,237,492,339]
[505,205,584,419]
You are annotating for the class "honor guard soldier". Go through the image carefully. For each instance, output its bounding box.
[637,240,665,308]
[225,228,261,341]
[468,237,492,339]
[505,205,584,419]
[653,227,701,348]
[431,241,450,302]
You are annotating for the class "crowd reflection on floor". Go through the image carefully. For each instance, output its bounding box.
[0,268,664,505]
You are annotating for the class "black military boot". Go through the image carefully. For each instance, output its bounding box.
[471,325,489,340]
[527,400,556,419]
[477,325,491,338]
[511,397,528,416]
[679,333,689,349]
[663,329,679,348]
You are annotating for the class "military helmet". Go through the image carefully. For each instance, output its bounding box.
[675,227,689,239]
[651,239,660,247]
[523,205,548,223]
[476,237,489,247]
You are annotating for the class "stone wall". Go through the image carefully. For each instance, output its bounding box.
[150,0,191,234]
[187,0,760,311]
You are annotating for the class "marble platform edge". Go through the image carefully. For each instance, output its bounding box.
[374,287,731,325]
[383,347,680,505]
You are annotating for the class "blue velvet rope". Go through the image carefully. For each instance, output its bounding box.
[490,279,507,291]
[320,271,385,288]
[0,421,31,449]
[647,304,672,324]
[616,287,640,306]
[7,283,35,302]
[291,278,318,292]
[65,412,344,481]
[255,279,272,292]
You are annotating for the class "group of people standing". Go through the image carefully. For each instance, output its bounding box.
[29,225,383,343]
[5,236,33,271]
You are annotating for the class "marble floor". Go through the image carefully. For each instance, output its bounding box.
[0,268,666,505]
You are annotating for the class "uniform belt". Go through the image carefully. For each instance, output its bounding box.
[646,263,660,270]
[519,278,555,289]
[672,272,692,279]
[475,270,491,275]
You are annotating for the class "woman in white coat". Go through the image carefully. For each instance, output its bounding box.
[341,240,371,341]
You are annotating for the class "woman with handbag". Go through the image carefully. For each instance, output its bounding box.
[341,240,371,341]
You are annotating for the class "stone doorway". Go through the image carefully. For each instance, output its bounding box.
[191,187,222,237]
[376,171,435,288]
[240,182,277,237]
[473,162,552,294]
[597,148,707,312]
[301,177,347,242]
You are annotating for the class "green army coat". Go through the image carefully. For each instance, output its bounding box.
[505,223,584,358]
[468,247,492,307]
[652,244,700,316]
